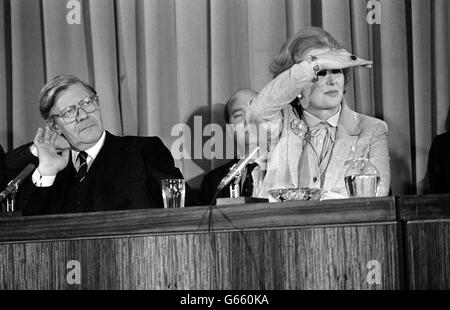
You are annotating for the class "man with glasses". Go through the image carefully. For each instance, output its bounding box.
[10,75,185,215]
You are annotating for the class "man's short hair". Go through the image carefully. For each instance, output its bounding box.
[224,88,257,123]
[39,75,97,120]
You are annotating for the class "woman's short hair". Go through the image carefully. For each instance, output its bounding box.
[270,27,351,85]
[39,75,97,120]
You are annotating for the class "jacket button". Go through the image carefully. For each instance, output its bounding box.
[313,177,318,183]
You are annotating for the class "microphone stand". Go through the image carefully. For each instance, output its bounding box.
[215,169,268,206]
[229,172,241,199]
[0,163,35,216]
[1,181,22,217]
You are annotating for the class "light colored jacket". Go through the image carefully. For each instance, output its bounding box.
[248,61,390,198]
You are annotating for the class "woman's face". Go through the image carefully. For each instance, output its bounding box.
[301,46,345,116]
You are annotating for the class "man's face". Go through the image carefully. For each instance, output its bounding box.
[227,91,260,157]
[51,84,104,151]
[228,94,251,125]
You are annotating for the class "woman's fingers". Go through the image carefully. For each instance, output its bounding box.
[316,48,373,70]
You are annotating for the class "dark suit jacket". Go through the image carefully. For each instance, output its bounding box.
[8,131,189,215]
[427,131,450,194]
[200,159,238,205]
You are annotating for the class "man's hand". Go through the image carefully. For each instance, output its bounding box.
[29,128,70,156]
[33,126,70,176]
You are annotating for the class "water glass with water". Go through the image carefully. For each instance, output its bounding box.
[161,179,185,208]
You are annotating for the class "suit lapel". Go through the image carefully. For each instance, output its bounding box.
[262,106,307,193]
[287,129,304,187]
[91,131,129,184]
[285,107,305,187]
[51,159,76,213]
[323,132,357,190]
[323,101,360,190]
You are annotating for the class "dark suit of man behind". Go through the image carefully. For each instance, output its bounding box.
[17,74,187,216]
[11,132,183,215]
[200,159,238,205]
[200,88,264,205]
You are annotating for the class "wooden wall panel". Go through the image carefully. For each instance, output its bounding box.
[398,194,450,290]
[406,221,450,289]
[0,223,399,290]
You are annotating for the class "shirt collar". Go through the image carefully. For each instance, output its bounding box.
[72,130,106,164]
[302,104,341,128]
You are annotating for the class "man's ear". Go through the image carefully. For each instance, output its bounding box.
[48,121,62,135]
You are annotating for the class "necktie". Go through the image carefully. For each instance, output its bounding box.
[242,163,258,197]
[75,151,88,182]
[307,122,336,185]
[308,122,335,164]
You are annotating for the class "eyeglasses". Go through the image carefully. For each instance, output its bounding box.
[48,95,99,128]
[317,69,343,77]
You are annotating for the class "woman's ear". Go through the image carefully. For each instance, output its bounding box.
[298,84,313,110]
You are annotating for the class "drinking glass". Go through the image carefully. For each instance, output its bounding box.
[161,179,185,208]
[344,145,380,197]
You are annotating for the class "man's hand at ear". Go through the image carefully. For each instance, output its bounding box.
[33,126,70,176]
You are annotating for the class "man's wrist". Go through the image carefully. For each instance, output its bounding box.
[32,168,56,187]
[36,164,59,177]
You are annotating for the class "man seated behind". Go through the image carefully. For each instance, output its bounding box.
[200,88,268,204]
[12,75,185,215]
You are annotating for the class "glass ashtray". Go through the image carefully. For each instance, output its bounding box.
[267,188,325,202]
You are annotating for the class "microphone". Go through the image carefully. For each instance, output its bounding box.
[217,146,260,192]
[0,163,36,202]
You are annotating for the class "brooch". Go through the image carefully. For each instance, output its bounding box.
[290,118,308,138]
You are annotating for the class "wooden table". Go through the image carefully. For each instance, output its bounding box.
[0,195,448,290]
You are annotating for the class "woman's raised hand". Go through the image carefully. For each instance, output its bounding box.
[309,49,372,71]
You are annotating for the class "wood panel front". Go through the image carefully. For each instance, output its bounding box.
[0,198,400,289]
[405,221,450,289]
[399,194,450,290]
[0,227,400,289]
